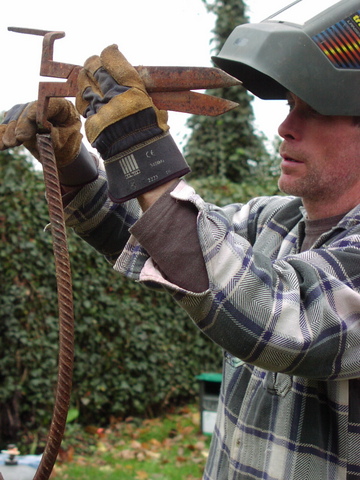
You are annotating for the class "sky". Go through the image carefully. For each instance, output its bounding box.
[1,0,293,153]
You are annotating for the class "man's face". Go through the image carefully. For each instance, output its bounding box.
[278,93,360,218]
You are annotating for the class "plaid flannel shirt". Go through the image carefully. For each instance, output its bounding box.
[66,177,360,480]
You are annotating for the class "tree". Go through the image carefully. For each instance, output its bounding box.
[184,0,273,186]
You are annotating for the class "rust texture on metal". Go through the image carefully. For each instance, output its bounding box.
[8,26,240,118]
[150,90,239,116]
[33,134,75,480]
[135,65,241,91]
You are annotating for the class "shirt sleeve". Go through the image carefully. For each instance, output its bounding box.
[130,182,209,293]
[64,168,141,264]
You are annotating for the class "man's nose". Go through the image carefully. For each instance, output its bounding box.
[278,112,299,141]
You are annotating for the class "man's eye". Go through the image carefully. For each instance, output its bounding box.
[286,102,295,112]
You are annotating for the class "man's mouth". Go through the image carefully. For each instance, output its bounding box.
[281,154,302,164]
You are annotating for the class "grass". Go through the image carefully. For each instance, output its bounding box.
[51,405,211,479]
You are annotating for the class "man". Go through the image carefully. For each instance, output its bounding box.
[1,1,360,479]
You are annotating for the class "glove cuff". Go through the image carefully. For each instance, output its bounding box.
[104,132,190,203]
[92,108,167,160]
[58,143,99,187]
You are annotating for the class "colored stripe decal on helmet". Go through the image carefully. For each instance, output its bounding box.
[312,11,360,69]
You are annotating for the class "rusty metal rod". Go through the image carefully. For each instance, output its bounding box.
[33,133,74,480]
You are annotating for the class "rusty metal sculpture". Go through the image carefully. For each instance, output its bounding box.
[5,26,240,480]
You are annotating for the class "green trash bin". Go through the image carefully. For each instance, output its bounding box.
[196,373,222,435]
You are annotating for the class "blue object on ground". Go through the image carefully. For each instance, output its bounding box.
[0,464,36,480]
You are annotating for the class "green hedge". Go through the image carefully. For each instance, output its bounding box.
[0,150,222,445]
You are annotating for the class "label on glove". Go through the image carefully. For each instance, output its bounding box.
[104,132,190,203]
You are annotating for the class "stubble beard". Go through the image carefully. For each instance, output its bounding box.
[278,158,359,204]
[278,169,326,200]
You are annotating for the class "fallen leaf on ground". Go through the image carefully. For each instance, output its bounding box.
[135,470,149,479]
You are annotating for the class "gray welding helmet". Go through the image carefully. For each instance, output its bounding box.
[212,0,360,115]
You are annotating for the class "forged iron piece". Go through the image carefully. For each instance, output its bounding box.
[8,26,240,120]
[4,26,241,480]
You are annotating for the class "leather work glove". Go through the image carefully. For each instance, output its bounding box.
[0,99,98,186]
[76,44,190,203]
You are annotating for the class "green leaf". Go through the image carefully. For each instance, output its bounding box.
[66,408,80,424]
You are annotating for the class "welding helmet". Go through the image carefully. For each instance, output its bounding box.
[212,0,360,115]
